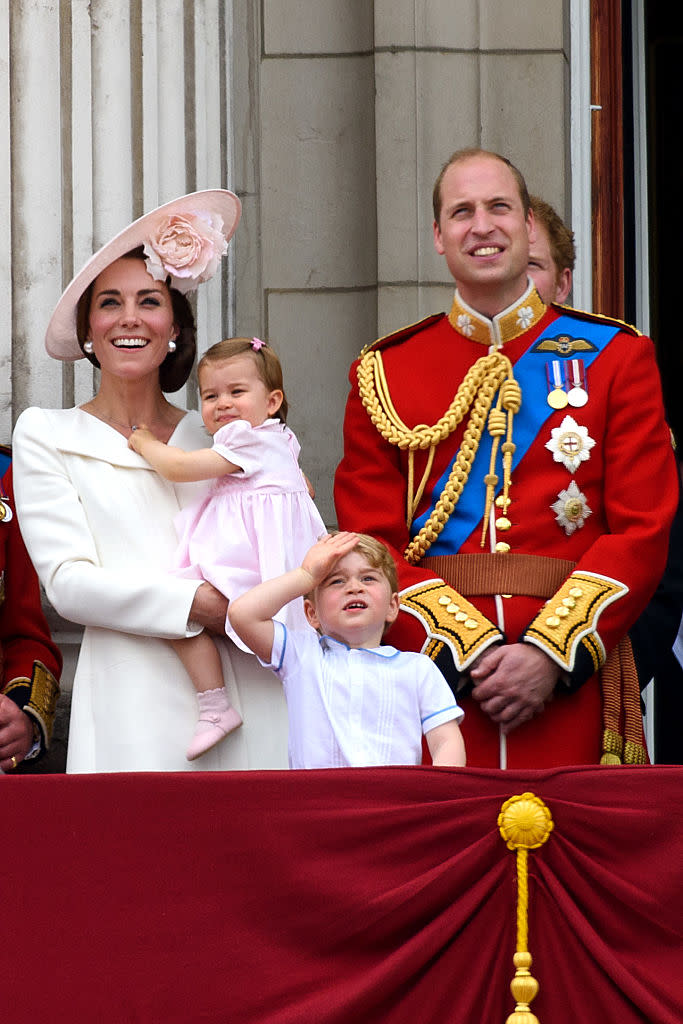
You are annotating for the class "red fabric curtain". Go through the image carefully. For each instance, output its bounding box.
[3,766,682,1023]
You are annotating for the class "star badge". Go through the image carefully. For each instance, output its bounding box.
[551,480,592,535]
[545,414,595,473]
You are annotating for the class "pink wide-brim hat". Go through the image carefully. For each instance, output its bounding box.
[45,188,241,361]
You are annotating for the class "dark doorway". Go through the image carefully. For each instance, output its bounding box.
[635,6,683,764]
[644,7,683,451]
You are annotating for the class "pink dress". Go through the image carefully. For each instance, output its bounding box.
[173,418,326,651]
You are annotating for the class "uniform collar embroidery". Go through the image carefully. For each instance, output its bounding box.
[447,280,547,349]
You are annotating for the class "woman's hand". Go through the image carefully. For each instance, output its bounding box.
[190,582,230,635]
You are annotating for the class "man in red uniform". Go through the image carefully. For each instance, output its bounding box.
[334,148,678,768]
[0,448,61,771]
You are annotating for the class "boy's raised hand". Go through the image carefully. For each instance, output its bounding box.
[301,532,359,588]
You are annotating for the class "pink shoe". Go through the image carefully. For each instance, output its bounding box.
[186,688,242,761]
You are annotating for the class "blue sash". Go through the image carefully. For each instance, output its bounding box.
[411,313,621,555]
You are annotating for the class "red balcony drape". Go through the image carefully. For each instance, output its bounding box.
[3,765,681,1023]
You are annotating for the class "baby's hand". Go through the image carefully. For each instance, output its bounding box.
[301,532,358,587]
[128,424,153,453]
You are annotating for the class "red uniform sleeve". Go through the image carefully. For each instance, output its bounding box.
[523,331,679,679]
[0,466,62,714]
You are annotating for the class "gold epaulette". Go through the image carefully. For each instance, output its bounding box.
[551,302,641,337]
[359,313,446,357]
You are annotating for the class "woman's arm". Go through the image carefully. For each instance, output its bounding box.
[129,426,238,482]
[12,408,204,639]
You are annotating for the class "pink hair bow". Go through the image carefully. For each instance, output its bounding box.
[251,337,265,351]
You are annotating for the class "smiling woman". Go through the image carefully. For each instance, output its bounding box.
[11,191,291,774]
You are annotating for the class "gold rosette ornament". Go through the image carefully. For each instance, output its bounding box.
[498,793,554,1024]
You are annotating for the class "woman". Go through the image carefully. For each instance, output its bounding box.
[12,191,289,772]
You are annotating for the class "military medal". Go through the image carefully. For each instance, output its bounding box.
[546,360,568,409]
[567,359,588,407]
[0,481,12,522]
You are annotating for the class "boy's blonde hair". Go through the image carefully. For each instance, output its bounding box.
[307,532,399,604]
[197,337,288,422]
[349,533,399,595]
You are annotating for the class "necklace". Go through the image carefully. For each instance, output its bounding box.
[81,403,137,436]
[81,400,183,441]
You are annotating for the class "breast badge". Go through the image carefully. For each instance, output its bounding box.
[533,334,597,356]
[545,415,595,473]
[551,480,591,536]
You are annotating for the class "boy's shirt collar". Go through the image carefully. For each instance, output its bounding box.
[319,634,401,659]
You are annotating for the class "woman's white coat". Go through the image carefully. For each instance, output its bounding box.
[13,406,289,772]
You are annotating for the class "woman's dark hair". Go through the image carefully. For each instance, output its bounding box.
[75,246,196,393]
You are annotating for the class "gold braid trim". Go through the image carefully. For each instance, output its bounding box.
[3,660,60,752]
[600,636,648,766]
[524,571,627,672]
[357,348,519,564]
[400,580,502,671]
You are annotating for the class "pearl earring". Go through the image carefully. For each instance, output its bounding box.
[168,338,177,353]
[83,340,94,354]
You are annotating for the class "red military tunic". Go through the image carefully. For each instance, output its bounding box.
[0,457,61,754]
[334,287,678,768]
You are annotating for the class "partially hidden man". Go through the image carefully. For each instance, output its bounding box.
[334,148,678,769]
[0,449,61,770]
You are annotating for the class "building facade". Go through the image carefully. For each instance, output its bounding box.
[5,1,675,759]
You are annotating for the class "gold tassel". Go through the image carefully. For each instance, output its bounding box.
[498,793,554,1024]
[480,377,521,548]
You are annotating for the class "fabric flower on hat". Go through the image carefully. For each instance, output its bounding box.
[143,211,228,294]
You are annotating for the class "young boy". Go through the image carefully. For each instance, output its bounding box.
[228,531,466,768]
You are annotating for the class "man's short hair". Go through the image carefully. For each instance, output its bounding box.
[529,194,576,275]
[432,148,531,223]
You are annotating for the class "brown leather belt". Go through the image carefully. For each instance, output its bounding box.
[420,553,577,599]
